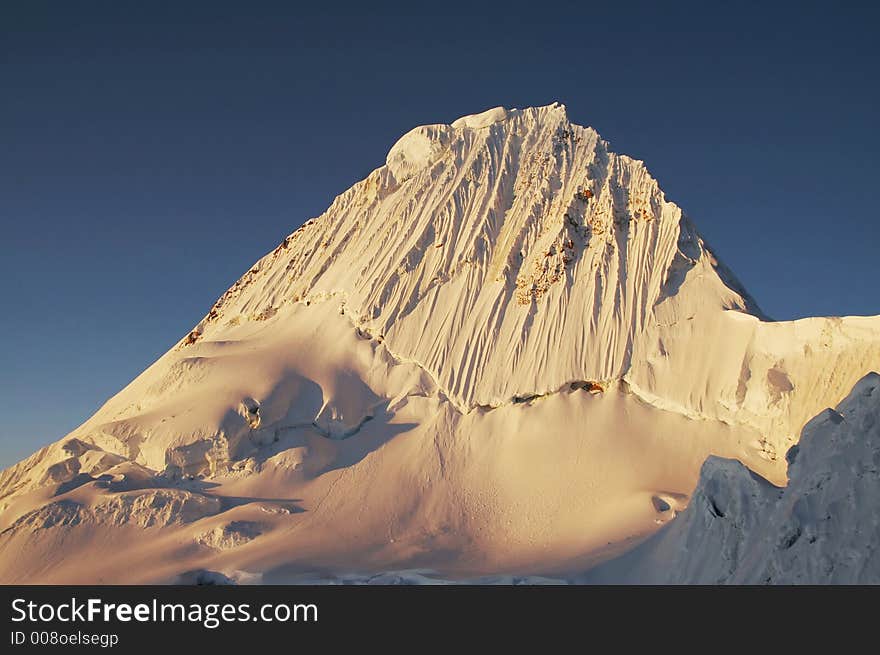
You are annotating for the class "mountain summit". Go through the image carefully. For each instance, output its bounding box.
[2,104,878,583]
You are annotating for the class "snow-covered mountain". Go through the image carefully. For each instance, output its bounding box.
[2,104,878,583]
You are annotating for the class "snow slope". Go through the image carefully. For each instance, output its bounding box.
[580,372,880,584]
[1,104,878,583]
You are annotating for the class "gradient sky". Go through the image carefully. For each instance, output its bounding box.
[2,1,878,468]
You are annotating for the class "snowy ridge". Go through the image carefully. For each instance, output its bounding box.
[1,104,879,583]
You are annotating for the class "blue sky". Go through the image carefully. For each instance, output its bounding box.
[1,1,878,468]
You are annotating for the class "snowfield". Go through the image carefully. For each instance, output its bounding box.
[1,104,878,584]
[580,372,880,584]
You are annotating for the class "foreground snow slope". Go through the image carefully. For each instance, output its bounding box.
[581,372,880,584]
[1,104,878,583]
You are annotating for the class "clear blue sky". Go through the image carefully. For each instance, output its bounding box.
[1,1,878,468]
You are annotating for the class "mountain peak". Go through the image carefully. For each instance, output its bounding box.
[193,105,742,410]
[2,105,878,584]
[448,102,568,130]
[386,102,572,183]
